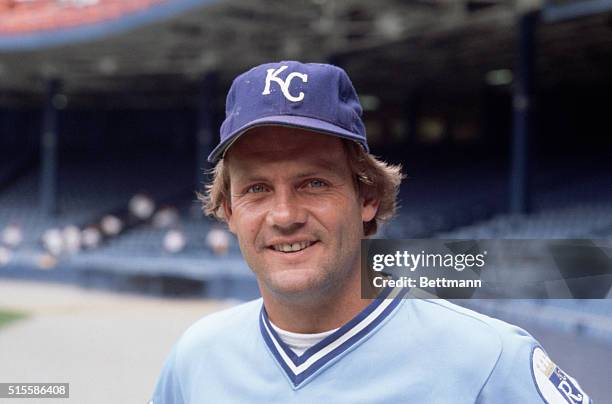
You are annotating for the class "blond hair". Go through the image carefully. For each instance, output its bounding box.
[198,140,403,236]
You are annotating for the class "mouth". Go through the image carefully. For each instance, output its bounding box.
[268,240,318,254]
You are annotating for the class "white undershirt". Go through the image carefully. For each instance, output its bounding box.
[269,322,339,356]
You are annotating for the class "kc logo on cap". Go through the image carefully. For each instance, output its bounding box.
[262,66,309,102]
[208,61,369,163]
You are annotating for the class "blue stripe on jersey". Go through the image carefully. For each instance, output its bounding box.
[259,287,408,388]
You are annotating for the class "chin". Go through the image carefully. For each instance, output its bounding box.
[263,268,330,299]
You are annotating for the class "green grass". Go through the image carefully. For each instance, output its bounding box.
[0,309,26,330]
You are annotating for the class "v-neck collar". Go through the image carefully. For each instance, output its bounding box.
[259,287,407,389]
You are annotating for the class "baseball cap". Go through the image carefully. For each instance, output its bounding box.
[207,61,368,163]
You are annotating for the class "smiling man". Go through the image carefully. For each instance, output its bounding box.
[150,61,590,404]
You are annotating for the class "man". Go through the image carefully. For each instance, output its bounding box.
[151,61,590,403]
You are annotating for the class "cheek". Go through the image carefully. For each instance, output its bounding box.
[313,197,363,236]
[232,210,263,248]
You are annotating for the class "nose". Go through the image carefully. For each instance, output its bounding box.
[265,187,306,231]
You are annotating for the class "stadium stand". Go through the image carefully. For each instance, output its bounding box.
[0,154,191,259]
[382,153,612,239]
[0,152,36,193]
[383,156,506,238]
[437,171,612,239]
[440,204,612,239]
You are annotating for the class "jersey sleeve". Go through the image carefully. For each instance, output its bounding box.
[149,345,185,404]
[476,324,591,404]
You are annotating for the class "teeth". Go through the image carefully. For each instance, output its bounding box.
[273,241,312,253]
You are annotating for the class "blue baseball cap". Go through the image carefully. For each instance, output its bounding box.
[207,61,369,163]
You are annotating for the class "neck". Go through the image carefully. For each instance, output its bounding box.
[260,267,372,334]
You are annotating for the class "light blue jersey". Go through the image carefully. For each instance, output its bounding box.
[151,289,590,403]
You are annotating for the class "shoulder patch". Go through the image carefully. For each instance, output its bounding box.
[531,346,590,404]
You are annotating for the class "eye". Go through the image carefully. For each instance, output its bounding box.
[247,184,268,193]
[306,179,327,188]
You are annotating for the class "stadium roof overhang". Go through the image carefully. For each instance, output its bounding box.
[0,0,611,108]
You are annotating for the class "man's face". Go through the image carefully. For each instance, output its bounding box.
[224,127,378,300]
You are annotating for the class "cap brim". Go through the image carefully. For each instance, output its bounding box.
[207,115,368,163]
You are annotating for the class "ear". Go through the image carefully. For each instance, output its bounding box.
[360,191,380,223]
[222,197,236,234]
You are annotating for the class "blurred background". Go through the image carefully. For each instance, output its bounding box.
[0,0,610,402]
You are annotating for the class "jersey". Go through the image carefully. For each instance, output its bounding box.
[150,288,591,403]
